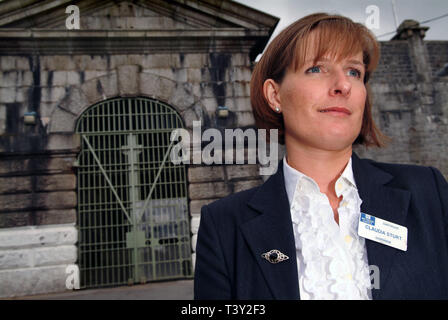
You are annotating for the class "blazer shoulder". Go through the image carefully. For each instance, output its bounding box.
[360,157,448,200]
[201,184,261,221]
[205,184,260,211]
[363,157,437,183]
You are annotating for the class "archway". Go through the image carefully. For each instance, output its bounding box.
[75,97,192,288]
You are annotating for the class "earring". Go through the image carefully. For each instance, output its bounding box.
[275,106,281,113]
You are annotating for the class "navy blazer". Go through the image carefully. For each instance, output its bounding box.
[194,153,448,300]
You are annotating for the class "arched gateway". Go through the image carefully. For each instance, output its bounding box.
[75,97,192,288]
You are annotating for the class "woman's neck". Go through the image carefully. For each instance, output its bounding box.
[285,144,352,195]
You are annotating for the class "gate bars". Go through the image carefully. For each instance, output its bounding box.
[75,97,193,288]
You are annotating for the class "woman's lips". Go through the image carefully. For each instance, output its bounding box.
[318,106,352,115]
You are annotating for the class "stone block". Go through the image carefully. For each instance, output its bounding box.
[66,71,81,86]
[0,87,16,103]
[231,53,250,67]
[235,111,255,127]
[35,174,76,191]
[229,67,252,82]
[190,216,200,234]
[45,156,77,173]
[225,164,260,180]
[0,245,76,270]
[183,53,208,69]
[80,78,105,105]
[0,156,71,176]
[143,68,175,81]
[58,86,90,117]
[189,199,218,216]
[226,97,251,112]
[46,133,80,152]
[200,97,218,113]
[233,179,262,193]
[117,64,140,96]
[51,71,68,86]
[0,193,33,212]
[0,56,16,71]
[0,212,30,229]
[0,104,6,134]
[73,55,108,70]
[191,234,197,252]
[21,71,34,87]
[229,81,250,97]
[0,209,76,228]
[173,68,188,83]
[41,87,66,103]
[139,72,176,103]
[0,224,77,250]
[34,245,77,267]
[198,82,215,99]
[97,72,118,100]
[38,191,77,210]
[0,265,71,298]
[34,209,77,226]
[0,176,32,194]
[42,55,76,71]
[141,54,181,69]
[188,166,224,183]
[187,68,203,83]
[48,107,77,133]
[15,57,30,71]
[0,71,17,87]
[15,87,26,103]
[0,248,29,269]
[188,182,230,200]
[83,70,109,82]
[191,252,196,271]
[181,106,203,129]
[0,191,76,212]
[168,82,196,112]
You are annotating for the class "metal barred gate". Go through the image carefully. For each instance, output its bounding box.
[75,97,193,289]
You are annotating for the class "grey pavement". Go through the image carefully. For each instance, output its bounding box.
[11,279,194,300]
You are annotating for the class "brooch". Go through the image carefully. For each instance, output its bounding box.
[261,249,289,264]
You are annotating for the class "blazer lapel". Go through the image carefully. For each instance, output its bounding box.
[240,162,300,300]
[352,153,411,299]
[239,154,411,300]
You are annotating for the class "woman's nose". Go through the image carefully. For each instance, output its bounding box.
[329,71,351,97]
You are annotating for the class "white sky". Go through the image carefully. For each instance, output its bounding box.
[235,0,448,41]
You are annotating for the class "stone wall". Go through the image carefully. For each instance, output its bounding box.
[0,50,262,297]
[354,24,448,178]
[188,163,263,266]
[0,0,277,298]
[0,224,77,298]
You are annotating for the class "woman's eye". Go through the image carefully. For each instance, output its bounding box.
[306,66,321,73]
[348,68,362,78]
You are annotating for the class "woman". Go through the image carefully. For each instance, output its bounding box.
[194,13,448,299]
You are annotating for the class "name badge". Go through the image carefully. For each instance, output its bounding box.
[358,213,408,251]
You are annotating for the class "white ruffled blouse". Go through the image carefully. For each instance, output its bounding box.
[283,157,372,300]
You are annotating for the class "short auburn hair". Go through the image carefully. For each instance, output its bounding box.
[250,12,386,146]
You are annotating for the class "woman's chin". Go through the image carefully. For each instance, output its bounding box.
[310,134,358,152]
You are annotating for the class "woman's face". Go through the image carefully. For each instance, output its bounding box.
[274,44,367,153]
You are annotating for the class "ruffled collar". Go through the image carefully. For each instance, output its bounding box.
[283,156,372,300]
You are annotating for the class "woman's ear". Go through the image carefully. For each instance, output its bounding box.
[263,79,282,113]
